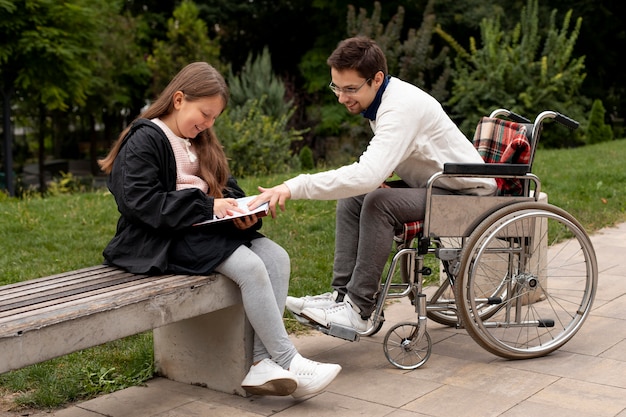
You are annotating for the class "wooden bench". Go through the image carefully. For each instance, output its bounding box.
[0,265,253,396]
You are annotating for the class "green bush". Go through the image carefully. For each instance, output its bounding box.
[46,172,91,195]
[439,0,589,147]
[299,145,315,170]
[586,99,614,144]
[216,97,303,178]
[347,0,451,103]
[227,46,292,120]
[220,45,305,177]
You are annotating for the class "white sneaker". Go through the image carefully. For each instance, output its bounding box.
[301,294,368,333]
[286,291,339,315]
[241,358,298,396]
[289,354,341,398]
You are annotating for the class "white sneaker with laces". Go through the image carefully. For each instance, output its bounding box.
[286,291,339,315]
[301,294,368,333]
[289,353,341,398]
[241,358,298,396]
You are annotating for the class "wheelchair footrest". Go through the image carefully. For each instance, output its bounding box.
[326,323,360,342]
[291,312,360,342]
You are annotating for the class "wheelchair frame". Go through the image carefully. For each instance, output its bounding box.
[298,109,598,370]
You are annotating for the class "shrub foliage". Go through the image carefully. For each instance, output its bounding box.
[438,0,588,147]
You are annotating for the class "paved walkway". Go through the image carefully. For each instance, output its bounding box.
[7,222,626,417]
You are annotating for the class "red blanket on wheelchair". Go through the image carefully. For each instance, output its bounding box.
[473,117,531,196]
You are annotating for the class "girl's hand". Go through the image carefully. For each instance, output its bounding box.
[232,214,258,230]
[213,198,244,219]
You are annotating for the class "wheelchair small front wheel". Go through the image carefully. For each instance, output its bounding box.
[383,322,432,369]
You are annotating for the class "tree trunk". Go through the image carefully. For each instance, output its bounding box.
[38,105,47,194]
[2,86,15,196]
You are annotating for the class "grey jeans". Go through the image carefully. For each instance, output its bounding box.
[331,185,452,317]
[215,237,297,369]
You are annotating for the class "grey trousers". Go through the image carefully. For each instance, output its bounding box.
[331,185,452,317]
[215,237,297,369]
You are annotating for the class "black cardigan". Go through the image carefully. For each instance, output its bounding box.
[103,119,262,274]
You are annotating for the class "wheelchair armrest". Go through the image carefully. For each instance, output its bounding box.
[443,163,530,176]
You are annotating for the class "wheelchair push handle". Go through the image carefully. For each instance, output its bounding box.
[554,112,580,130]
[489,108,532,123]
[507,110,532,124]
[492,108,579,130]
[535,110,580,130]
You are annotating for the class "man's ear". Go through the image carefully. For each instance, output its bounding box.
[373,70,385,87]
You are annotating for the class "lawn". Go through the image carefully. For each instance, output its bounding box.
[1,138,625,410]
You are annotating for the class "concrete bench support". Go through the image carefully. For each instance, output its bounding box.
[154,303,253,396]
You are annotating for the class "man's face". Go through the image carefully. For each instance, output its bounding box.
[329,68,382,115]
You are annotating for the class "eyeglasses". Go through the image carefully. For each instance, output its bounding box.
[328,78,371,95]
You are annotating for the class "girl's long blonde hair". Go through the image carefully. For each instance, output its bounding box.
[98,62,230,198]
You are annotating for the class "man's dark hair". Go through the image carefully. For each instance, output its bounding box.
[327,36,388,79]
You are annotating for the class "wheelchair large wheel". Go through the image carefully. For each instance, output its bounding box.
[455,202,598,359]
[383,322,432,369]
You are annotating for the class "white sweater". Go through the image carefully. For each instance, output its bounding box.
[285,77,497,200]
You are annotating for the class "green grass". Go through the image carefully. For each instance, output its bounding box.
[1,138,625,410]
[0,334,153,409]
[0,192,118,284]
[533,139,626,230]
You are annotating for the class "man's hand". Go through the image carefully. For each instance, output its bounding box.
[248,184,292,218]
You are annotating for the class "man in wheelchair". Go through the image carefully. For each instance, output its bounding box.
[252,36,496,333]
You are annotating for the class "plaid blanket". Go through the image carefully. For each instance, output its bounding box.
[394,220,423,247]
[472,117,531,196]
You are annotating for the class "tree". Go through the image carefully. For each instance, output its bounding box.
[80,10,152,174]
[347,0,451,102]
[0,0,118,194]
[586,99,613,144]
[219,48,303,177]
[437,0,588,146]
[146,0,223,98]
[227,47,293,120]
[300,0,453,164]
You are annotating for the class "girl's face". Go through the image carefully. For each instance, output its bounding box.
[165,91,225,138]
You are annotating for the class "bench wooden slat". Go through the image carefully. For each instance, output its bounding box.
[0,269,149,314]
[0,265,114,294]
[0,273,151,318]
[0,266,137,300]
[0,267,129,308]
[0,273,222,336]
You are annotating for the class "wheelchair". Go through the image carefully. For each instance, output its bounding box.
[295,109,598,370]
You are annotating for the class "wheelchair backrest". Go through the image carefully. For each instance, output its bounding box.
[472,117,537,197]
